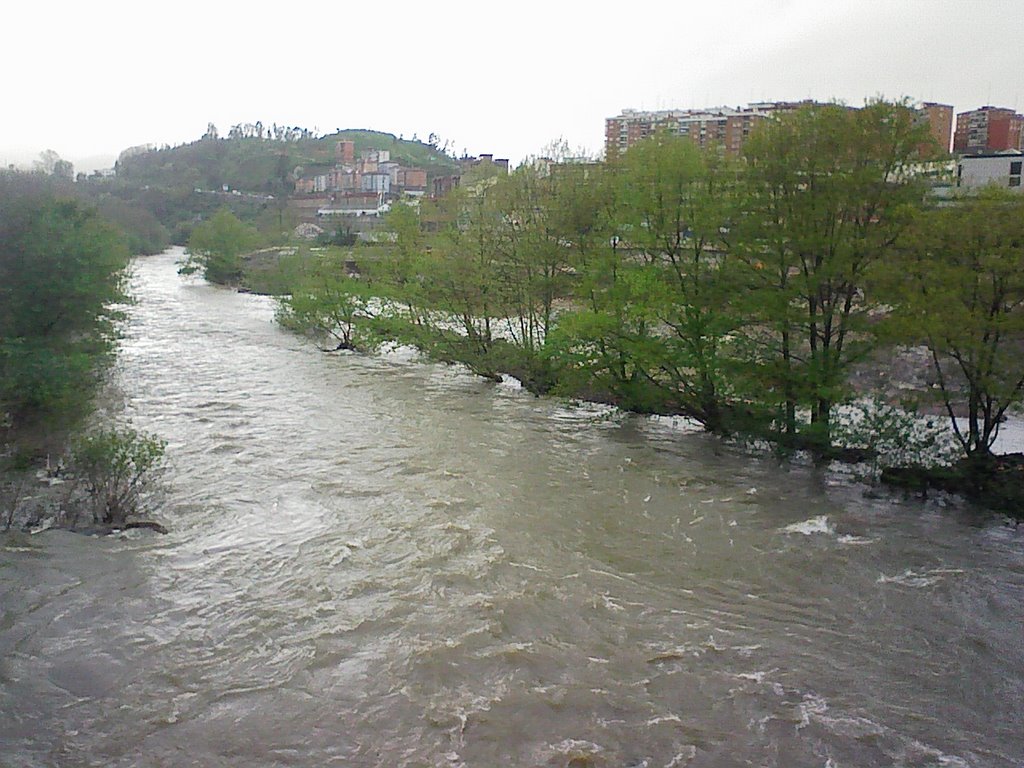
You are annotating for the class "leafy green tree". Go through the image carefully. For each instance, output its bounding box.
[614,135,742,429]
[277,251,374,351]
[52,159,74,181]
[460,160,504,194]
[543,161,664,410]
[548,138,743,425]
[385,201,425,262]
[410,190,505,378]
[495,165,577,358]
[94,196,170,255]
[735,100,932,444]
[548,257,670,412]
[883,189,1024,460]
[368,190,510,380]
[181,208,260,284]
[545,161,614,268]
[0,175,130,438]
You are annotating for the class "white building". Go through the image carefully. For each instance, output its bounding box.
[956,151,1024,191]
[360,172,391,194]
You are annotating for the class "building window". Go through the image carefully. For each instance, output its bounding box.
[1010,176,1021,187]
[1011,161,1022,175]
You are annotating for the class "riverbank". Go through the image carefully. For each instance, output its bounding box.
[882,453,1024,517]
[1,461,95,533]
[1,463,168,535]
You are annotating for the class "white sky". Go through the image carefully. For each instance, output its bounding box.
[2,0,1021,171]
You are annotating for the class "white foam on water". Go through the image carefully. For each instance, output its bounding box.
[646,713,682,726]
[732,670,770,683]
[782,515,835,535]
[648,413,704,434]
[797,692,830,729]
[877,568,964,588]
[665,746,698,767]
[793,686,972,768]
[837,534,876,546]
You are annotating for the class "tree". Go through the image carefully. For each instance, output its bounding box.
[33,149,62,175]
[52,159,74,181]
[408,190,505,379]
[385,201,425,262]
[0,174,130,438]
[368,190,508,380]
[181,208,260,284]
[544,161,669,411]
[547,137,743,425]
[735,100,932,444]
[277,252,374,352]
[268,147,292,230]
[612,135,742,429]
[492,165,572,357]
[883,189,1024,461]
[95,196,170,255]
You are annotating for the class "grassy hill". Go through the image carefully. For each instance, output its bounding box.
[114,130,458,195]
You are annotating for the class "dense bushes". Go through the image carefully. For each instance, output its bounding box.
[0,173,130,443]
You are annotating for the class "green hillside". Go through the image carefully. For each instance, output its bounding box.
[115,130,458,194]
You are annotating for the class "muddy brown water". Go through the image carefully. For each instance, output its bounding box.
[1,248,1022,767]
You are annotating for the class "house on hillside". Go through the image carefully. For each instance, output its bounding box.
[394,167,427,195]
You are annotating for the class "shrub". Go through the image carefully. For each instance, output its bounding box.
[71,428,166,526]
[832,398,960,477]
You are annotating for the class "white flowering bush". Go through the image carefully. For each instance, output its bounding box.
[832,398,960,474]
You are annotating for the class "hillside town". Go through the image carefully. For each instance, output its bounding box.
[277,99,1024,235]
[287,143,509,234]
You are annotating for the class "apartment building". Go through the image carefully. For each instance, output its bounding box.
[918,102,954,154]
[605,100,827,158]
[607,100,953,158]
[605,107,751,158]
[335,140,355,164]
[953,106,1024,153]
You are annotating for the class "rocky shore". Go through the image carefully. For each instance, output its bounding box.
[1,464,167,536]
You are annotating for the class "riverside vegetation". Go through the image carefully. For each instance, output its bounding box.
[1,172,166,533]
[181,101,1024,515]
[0,129,478,534]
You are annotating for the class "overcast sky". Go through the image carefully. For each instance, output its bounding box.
[3,0,1021,171]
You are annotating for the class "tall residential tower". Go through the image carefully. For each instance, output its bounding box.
[953,106,1024,153]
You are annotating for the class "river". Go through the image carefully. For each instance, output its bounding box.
[1,248,1022,768]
